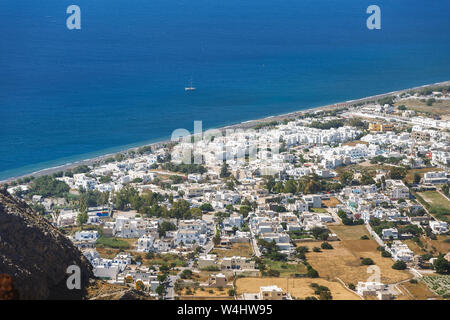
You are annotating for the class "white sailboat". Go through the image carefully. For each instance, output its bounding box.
[185,78,196,92]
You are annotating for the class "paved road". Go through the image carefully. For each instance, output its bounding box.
[250,228,261,257]
[165,275,177,300]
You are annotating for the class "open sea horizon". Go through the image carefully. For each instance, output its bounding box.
[1,0,450,180]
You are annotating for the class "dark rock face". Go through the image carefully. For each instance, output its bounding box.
[0,189,93,299]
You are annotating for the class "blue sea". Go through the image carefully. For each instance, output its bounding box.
[1,0,449,180]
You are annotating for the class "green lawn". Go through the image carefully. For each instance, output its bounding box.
[311,208,328,213]
[417,191,450,222]
[420,191,450,208]
[143,253,187,268]
[264,259,307,277]
[95,236,131,250]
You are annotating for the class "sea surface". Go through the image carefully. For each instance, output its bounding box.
[1,0,449,180]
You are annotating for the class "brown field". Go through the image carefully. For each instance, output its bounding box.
[342,140,369,147]
[405,235,450,255]
[395,99,450,119]
[403,240,427,255]
[96,247,121,259]
[235,277,361,300]
[322,197,341,208]
[194,270,236,282]
[298,240,411,285]
[179,287,233,299]
[329,225,372,240]
[210,242,254,258]
[422,235,450,255]
[405,168,443,184]
[419,191,450,208]
[400,281,441,300]
[180,296,235,300]
[87,280,154,300]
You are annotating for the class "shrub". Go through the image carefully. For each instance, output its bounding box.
[307,268,319,278]
[392,261,407,270]
[361,258,375,266]
[135,280,145,291]
[381,250,392,258]
[200,266,221,272]
[267,269,280,277]
[321,242,333,250]
[180,269,193,279]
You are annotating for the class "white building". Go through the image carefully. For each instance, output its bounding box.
[429,221,448,234]
[382,228,399,240]
[74,230,99,242]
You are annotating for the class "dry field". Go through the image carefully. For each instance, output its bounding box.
[179,287,233,299]
[405,168,443,184]
[210,242,254,258]
[342,140,369,147]
[298,225,411,285]
[399,281,441,300]
[425,235,450,254]
[96,247,121,259]
[322,197,341,208]
[304,240,411,285]
[235,277,361,300]
[194,270,235,282]
[329,225,372,240]
[405,235,450,256]
[395,99,450,120]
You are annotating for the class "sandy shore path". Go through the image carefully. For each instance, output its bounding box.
[2,80,449,184]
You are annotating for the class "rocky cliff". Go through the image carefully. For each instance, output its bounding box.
[0,188,93,299]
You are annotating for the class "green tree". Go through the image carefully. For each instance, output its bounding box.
[220,162,231,178]
[360,174,375,185]
[213,228,221,246]
[77,200,88,226]
[264,176,276,193]
[389,167,407,180]
[413,173,421,184]
[155,284,165,298]
[158,221,177,237]
[200,203,214,212]
[31,175,70,197]
[361,258,374,266]
[392,260,407,270]
[180,269,193,279]
[239,205,251,218]
[339,171,354,185]
[433,254,450,274]
[321,242,333,250]
[283,180,297,194]
[171,199,191,219]
[307,267,319,278]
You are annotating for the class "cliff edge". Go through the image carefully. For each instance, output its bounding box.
[0,188,93,299]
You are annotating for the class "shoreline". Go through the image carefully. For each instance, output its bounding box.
[2,79,449,184]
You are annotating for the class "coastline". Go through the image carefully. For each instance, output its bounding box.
[2,79,449,184]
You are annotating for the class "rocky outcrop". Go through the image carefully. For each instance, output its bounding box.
[87,279,153,300]
[0,189,93,299]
